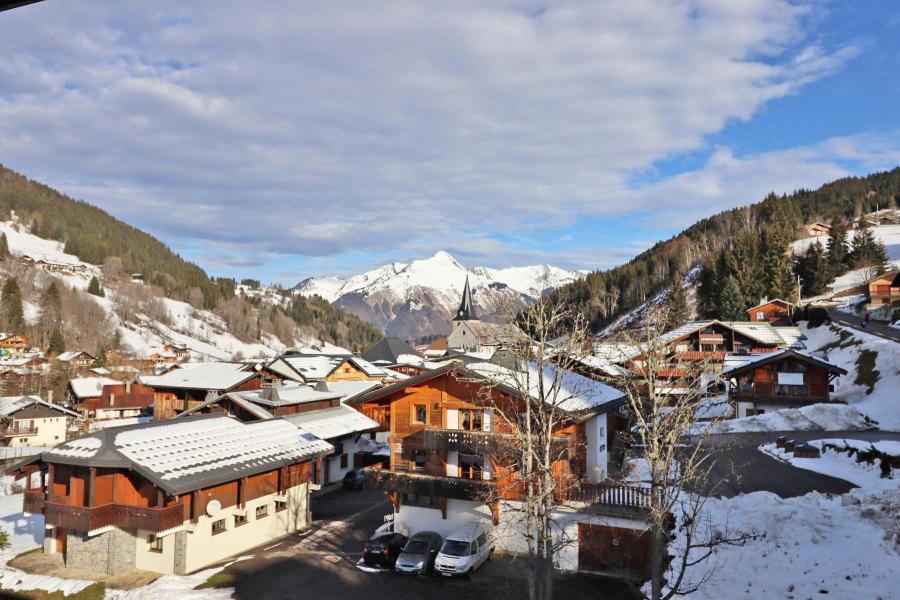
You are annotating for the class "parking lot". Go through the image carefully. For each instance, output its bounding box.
[215,488,639,600]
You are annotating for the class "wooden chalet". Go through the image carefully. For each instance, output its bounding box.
[351,361,654,578]
[804,222,831,237]
[265,353,398,385]
[139,362,264,420]
[746,298,794,326]
[865,271,900,317]
[81,380,155,420]
[8,415,332,576]
[723,349,847,418]
[56,351,97,370]
[0,334,28,352]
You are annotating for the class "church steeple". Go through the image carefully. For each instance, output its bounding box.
[454,276,477,321]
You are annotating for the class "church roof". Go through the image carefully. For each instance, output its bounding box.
[453,276,478,321]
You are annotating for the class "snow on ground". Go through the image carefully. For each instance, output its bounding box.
[703,403,873,434]
[669,491,899,599]
[761,440,898,493]
[792,223,900,291]
[104,565,236,600]
[803,322,900,430]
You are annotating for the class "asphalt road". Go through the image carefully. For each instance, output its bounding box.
[827,308,900,342]
[696,430,900,498]
[215,488,639,600]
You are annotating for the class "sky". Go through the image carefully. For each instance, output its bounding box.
[1,1,899,285]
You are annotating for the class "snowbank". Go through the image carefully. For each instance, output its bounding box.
[704,403,873,434]
[761,440,898,493]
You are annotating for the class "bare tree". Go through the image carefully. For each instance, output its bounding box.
[609,305,752,600]
[465,296,596,600]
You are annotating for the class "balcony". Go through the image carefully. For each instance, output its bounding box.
[364,467,495,501]
[421,428,570,460]
[43,500,184,534]
[5,427,38,437]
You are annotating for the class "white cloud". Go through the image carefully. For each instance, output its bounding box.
[0,0,882,279]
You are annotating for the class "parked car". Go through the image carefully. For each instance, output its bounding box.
[394,531,443,575]
[434,523,494,576]
[342,468,366,490]
[363,532,408,568]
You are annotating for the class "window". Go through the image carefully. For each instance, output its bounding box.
[212,518,226,535]
[340,454,348,469]
[256,505,269,519]
[275,500,287,512]
[147,535,163,553]
[401,492,437,508]
[412,404,427,424]
[413,451,427,471]
[234,513,247,527]
[756,311,765,321]
[460,410,483,431]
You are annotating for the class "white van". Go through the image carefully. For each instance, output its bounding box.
[433,523,494,577]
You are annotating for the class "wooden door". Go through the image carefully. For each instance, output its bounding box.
[55,527,67,559]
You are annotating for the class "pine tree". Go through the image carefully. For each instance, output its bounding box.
[794,241,831,297]
[718,275,746,320]
[761,225,795,300]
[0,233,8,259]
[825,216,849,276]
[665,276,689,328]
[696,260,719,318]
[1,278,25,333]
[87,276,104,297]
[849,218,887,272]
[48,327,65,355]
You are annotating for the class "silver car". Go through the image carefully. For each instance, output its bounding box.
[394,531,443,575]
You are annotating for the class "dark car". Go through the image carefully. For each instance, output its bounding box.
[363,532,407,568]
[395,531,443,575]
[342,468,366,490]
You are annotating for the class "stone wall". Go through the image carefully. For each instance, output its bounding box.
[66,528,137,575]
[173,531,188,575]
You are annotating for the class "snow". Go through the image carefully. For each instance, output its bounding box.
[704,403,873,434]
[104,566,235,600]
[803,323,900,430]
[0,221,97,271]
[761,440,898,493]
[668,491,900,599]
[139,362,255,391]
[293,250,583,308]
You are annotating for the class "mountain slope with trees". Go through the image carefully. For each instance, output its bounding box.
[555,168,900,332]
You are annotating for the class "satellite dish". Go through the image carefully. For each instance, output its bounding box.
[206,500,222,516]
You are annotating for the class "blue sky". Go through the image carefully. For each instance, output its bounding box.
[1,1,899,284]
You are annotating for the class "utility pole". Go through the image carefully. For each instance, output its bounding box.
[796,274,802,306]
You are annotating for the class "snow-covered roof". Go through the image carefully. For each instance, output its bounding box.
[69,377,120,399]
[721,349,847,376]
[746,298,793,311]
[232,382,341,407]
[0,395,81,418]
[289,341,353,356]
[43,414,333,495]
[140,362,256,391]
[57,351,88,362]
[283,404,379,440]
[659,320,801,348]
[89,367,112,376]
[277,356,340,380]
[326,380,382,402]
[466,361,625,414]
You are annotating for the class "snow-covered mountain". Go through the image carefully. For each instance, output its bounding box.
[293,251,585,340]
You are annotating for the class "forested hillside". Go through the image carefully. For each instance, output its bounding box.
[556,168,900,331]
[0,164,381,352]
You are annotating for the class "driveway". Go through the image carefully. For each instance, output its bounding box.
[214,488,639,600]
[827,308,900,342]
[694,430,900,498]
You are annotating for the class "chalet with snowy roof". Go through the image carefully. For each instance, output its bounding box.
[84,380,155,421]
[361,336,421,366]
[865,270,900,318]
[746,298,794,326]
[265,353,401,385]
[9,415,332,576]
[176,382,381,485]
[0,396,80,447]
[139,362,264,420]
[67,376,121,408]
[0,334,28,352]
[722,349,847,418]
[351,359,654,577]
[56,351,97,370]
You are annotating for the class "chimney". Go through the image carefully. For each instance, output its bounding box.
[47,390,53,404]
[110,393,115,407]
[125,380,131,394]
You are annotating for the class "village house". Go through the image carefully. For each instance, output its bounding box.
[361,336,421,366]
[177,381,381,486]
[746,298,794,326]
[0,396,81,447]
[446,277,523,353]
[79,380,155,421]
[0,334,29,353]
[140,362,264,420]
[804,221,831,237]
[865,270,900,319]
[265,353,401,386]
[67,376,121,410]
[723,349,847,418]
[56,351,97,371]
[351,360,653,577]
[9,415,332,576]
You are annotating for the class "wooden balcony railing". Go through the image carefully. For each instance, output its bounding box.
[5,427,38,437]
[43,500,184,533]
[421,428,571,460]
[364,466,495,501]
